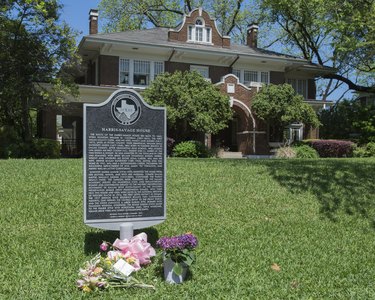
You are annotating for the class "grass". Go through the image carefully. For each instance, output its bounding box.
[0,158,375,299]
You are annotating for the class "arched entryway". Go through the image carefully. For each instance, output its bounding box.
[214,74,270,155]
[212,99,263,155]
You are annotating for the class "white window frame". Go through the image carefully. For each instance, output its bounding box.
[133,60,150,86]
[187,18,212,44]
[119,58,130,85]
[232,69,241,79]
[119,58,164,87]
[287,78,308,99]
[232,69,270,85]
[190,65,210,79]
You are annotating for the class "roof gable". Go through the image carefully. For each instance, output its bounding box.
[168,8,230,48]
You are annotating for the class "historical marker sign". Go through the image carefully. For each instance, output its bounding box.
[84,89,166,230]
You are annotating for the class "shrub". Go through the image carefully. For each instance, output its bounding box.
[0,126,19,158]
[33,139,61,158]
[353,147,368,158]
[275,146,296,159]
[353,142,375,157]
[368,142,375,156]
[9,139,61,159]
[305,140,355,158]
[172,141,211,158]
[294,145,319,159]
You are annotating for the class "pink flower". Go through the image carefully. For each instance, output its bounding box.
[96,281,107,288]
[111,233,156,267]
[107,250,121,261]
[100,242,108,252]
[76,279,85,289]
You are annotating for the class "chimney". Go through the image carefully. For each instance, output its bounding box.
[247,23,259,48]
[89,9,99,35]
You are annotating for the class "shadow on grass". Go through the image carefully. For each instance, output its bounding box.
[264,159,375,227]
[84,227,160,254]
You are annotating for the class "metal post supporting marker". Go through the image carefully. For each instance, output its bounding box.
[120,223,134,240]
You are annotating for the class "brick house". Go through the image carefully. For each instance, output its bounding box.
[38,8,335,156]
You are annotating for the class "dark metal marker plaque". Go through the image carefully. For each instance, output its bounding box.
[83,89,166,230]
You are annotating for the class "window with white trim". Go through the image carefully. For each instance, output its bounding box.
[287,78,308,99]
[261,72,269,84]
[190,65,209,79]
[187,18,212,44]
[133,60,150,86]
[232,69,241,79]
[205,28,211,42]
[154,61,164,78]
[244,71,258,85]
[119,59,130,84]
[231,69,270,85]
[119,58,164,86]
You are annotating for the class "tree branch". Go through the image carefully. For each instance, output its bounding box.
[143,11,160,27]
[323,73,375,93]
[184,0,192,12]
[225,0,244,36]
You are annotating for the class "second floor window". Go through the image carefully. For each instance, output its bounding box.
[187,18,212,44]
[190,65,209,79]
[233,69,270,85]
[120,59,130,84]
[287,78,308,99]
[134,60,150,86]
[119,58,164,87]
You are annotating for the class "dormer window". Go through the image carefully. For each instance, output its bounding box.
[187,18,212,44]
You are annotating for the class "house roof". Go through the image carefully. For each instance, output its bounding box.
[79,27,335,73]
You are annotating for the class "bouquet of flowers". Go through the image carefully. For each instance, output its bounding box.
[156,232,198,276]
[77,232,156,293]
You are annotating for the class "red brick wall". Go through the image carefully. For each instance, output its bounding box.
[217,75,270,154]
[168,9,230,48]
[210,66,231,84]
[308,79,316,99]
[89,18,98,35]
[165,61,190,73]
[86,61,96,85]
[37,110,56,140]
[99,55,119,86]
[270,71,285,84]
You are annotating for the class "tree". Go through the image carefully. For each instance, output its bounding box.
[0,0,79,142]
[142,71,232,138]
[98,0,250,37]
[98,0,374,98]
[319,100,375,144]
[260,0,375,97]
[252,84,320,141]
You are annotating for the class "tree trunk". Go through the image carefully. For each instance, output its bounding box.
[21,95,31,142]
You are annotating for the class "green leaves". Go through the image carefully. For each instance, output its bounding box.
[261,0,375,93]
[319,99,375,143]
[169,249,196,275]
[0,0,79,141]
[252,83,320,131]
[143,71,233,135]
[172,262,183,276]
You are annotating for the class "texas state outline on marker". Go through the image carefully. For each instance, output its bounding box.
[117,100,136,119]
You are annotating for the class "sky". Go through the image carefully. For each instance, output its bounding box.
[57,0,349,101]
[60,0,101,40]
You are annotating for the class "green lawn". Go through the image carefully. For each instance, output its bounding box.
[0,158,375,299]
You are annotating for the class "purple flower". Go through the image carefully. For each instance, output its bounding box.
[100,242,108,252]
[156,233,198,250]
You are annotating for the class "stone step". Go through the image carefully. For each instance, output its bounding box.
[218,151,243,159]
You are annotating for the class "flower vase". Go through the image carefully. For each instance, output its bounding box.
[163,257,188,284]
